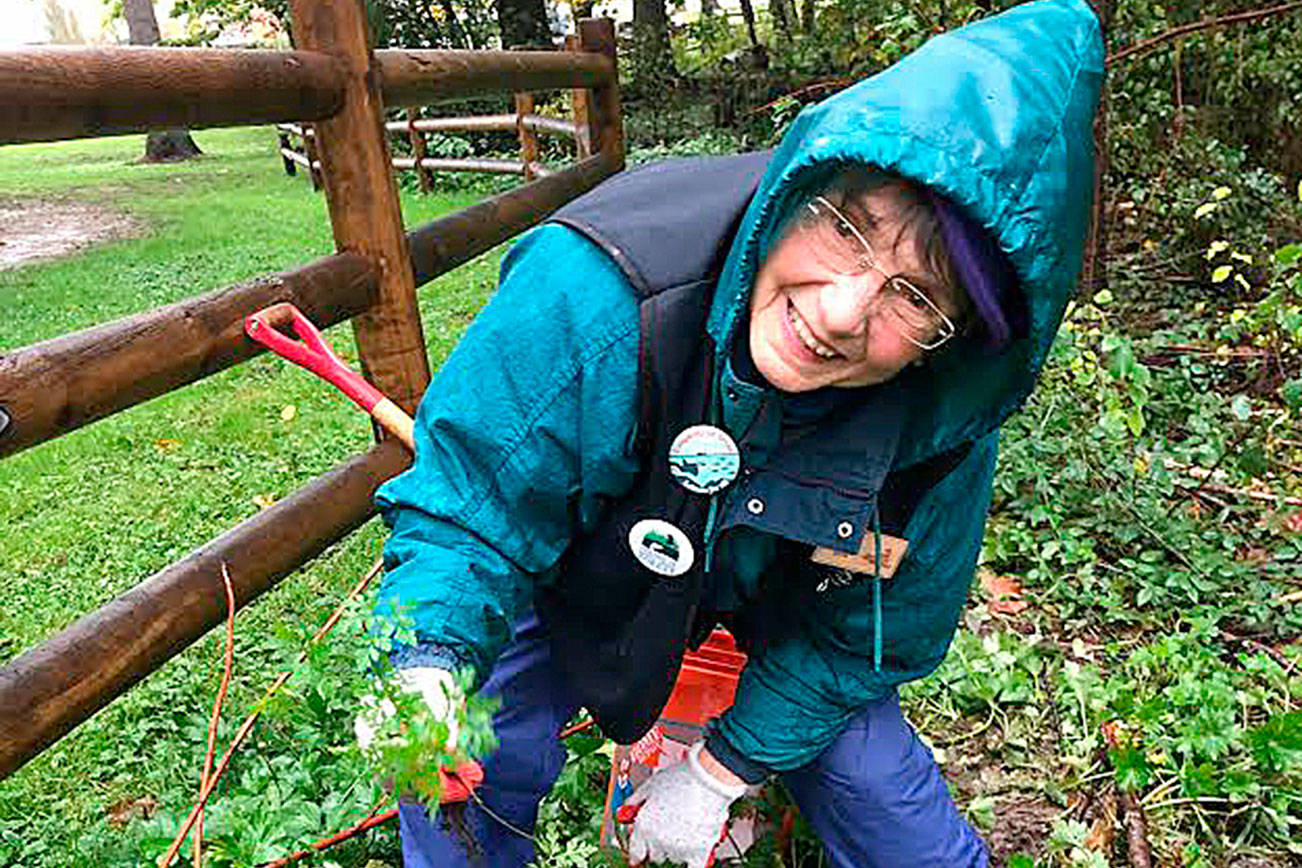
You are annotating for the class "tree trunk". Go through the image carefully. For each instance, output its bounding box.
[122,0,202,162]
[770,0,795,38]
[497,0,552,49]
[631,0,677,92]
[737,0,762,49]
[799,0,815,32]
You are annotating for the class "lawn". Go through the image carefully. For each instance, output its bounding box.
[0,127,502,866]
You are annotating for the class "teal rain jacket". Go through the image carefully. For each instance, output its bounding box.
[376,0,1104,772]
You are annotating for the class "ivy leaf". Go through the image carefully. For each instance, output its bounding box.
[1211,186,1231,200]
[1230,393,1252,420]
[1275,243,1301,266]
[1093,288,1114,305]
[1282,378,1302,410]
[1194,202,1217,219]
[1211,265,1233,283]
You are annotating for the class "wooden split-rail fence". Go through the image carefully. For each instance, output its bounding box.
[0,1,623,780]
[279,34,599,191]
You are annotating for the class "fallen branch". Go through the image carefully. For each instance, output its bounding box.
[1177,481,1302,509]
[259,800,398,868]
[1101,723,1153,868]
[158,557,385,868]
[1108,1,1302,65]
[195,564,237,868]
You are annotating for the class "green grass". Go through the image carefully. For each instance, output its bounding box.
[0,127,503,866]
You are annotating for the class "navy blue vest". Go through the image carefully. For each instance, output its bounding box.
[537,154,968,743]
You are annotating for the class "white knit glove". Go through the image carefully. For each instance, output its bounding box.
[626,742,747,868]
[354,666,461,752]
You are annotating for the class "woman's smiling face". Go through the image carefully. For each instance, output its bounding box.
[747,180,962,393]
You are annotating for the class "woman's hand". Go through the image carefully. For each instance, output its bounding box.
[626,742,747,868]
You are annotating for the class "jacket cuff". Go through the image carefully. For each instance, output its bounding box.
[389,642,466,672]
[704,723,770,785]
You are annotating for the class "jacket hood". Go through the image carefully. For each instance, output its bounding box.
[708,0,1104,468]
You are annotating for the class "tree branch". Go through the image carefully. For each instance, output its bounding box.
[1108,2,1302,65]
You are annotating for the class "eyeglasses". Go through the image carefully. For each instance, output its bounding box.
[796,196,957,351]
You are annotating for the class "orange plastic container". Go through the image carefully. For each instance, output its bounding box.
[660,629,747,724]
[602,629,762,861]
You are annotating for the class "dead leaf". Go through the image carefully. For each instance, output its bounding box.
[280,404,298,422]
[1282,512,1302,535]
[106,795,157,828]
[1240,546,1272,566]
[979,569,1030,615]
[153,438,180,451]
[252,493,277,509]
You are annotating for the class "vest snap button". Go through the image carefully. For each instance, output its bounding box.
[746,498,764,515]
[837,521,854,539]
[726,388,739,401]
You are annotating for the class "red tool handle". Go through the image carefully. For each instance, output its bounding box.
[440,761,485,804]
[244,303,414,449]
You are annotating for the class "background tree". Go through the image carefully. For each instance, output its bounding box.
[629,0,676,95]
[122,0,203,162]
[496,0,552,48]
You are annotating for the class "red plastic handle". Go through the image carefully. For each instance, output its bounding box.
[244,303,385,413]
[440,761,485,804]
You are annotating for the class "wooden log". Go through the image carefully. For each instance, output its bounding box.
[280,146,312,169]
[376,48,614,107]
[566,34,593,159]
[407,151,616,286]
[302,122,324,190]
[393,156,530,174]
[406,108,433,193]
[290,0,430,419]
[0,438,411,779]
[516,92,538,181]
[384,113,518,134]
[278,131,298,175]
[578,19,624,169]
[0,47,344,145]
[382,114,578,137]
[522,114,578,137]
[0,253,378,460]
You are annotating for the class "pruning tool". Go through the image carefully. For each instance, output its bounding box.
[244,302,483,806]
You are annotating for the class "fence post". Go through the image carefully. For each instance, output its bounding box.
[302,125,323,190]
[277,127,297,176]
[577,19,623,170]
[565,33,592,159]
[515,92,537,181]
[287,0,430,419]
[407,108,433,193]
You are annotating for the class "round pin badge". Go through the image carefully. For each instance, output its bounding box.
[668,425,741,495]
[628,518,695,577]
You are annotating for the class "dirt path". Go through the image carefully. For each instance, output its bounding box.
[0,198,142,270]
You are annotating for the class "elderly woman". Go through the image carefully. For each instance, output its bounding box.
[367,0,1104,864]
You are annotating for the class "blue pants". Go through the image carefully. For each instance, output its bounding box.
[400,612,988,867]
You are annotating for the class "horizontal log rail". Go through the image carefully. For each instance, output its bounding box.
[391,155,550,176]
[0,47,345,146]
[0,437,411,779]
[408,151,616,286]
[280,147,320,172]
[383,113,578,137]
[0,253,379,460]
[376,48,614,106]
